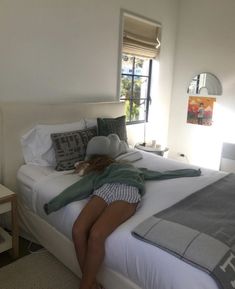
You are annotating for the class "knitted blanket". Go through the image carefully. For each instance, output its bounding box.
[132,173,235,289]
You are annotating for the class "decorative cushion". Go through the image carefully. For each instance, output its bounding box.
[85,134,129,160]
[97,115,128,143]
[20,120,86,167]
[51,127,97,171]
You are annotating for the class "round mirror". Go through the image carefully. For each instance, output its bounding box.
[187,72,222,95]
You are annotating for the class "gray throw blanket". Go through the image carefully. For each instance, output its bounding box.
[132,173,235,289]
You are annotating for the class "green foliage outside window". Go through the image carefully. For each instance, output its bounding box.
[120,54,150,123]
[124,100,141,122]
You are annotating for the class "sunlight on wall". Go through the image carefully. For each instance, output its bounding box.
[189,102,235,170]
[213,104,235,143]
[189,126,221,169]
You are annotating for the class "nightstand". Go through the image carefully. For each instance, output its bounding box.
[135,143,169,156]
[0,184,19,258]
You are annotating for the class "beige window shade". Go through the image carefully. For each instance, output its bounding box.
[123,15,161,59]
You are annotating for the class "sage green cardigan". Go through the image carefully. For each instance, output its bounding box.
[44,162,201,214]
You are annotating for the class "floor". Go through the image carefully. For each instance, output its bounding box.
[0,235,43,268]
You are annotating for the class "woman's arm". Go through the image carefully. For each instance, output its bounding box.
[44,173,97,214]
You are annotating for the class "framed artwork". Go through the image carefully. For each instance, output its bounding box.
[187,96,216,126]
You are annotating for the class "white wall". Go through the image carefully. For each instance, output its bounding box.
[0,0,179,146]
[0,0,121,102]
[168,0,235,169]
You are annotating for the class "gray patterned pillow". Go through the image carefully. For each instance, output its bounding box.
[51,127,97,171]
[97,115,128,143]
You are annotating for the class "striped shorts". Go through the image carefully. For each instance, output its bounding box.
[93,183,141,205]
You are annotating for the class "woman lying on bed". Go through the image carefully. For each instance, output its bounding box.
[44,134,201,289]
[73,154,140,289]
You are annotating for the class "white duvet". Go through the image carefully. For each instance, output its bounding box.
[17,151,226,289]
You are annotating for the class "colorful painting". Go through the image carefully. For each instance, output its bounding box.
[187,96,216,126]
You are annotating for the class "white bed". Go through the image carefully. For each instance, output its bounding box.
[16,152,226,289]
[0,101,226,289]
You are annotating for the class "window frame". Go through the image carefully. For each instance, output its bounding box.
[120,54,152,125]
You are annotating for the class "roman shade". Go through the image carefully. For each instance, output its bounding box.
[123,14,161,59]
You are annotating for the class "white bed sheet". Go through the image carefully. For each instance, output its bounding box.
[17,152,226,289]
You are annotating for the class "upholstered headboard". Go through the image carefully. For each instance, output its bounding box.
[0,101,125,191]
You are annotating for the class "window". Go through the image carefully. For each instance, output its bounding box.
[119,12,161,124]
[120,54,152,123]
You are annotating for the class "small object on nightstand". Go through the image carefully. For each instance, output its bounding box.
[135,143,169,156]
[0,184,19,258]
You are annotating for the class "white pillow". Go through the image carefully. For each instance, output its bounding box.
[21,120,86,166]
[84,118,97,128]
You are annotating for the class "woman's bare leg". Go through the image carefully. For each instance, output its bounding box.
[72,196,107,288]
[79,201,138,289]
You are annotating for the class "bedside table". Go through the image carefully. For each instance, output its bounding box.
[0,184,19,258]
[135,143,169,156]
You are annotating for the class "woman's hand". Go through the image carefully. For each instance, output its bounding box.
[74,161,90,176]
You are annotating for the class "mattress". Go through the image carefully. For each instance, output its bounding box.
[17,152,226,289]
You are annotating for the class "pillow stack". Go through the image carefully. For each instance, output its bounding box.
[21,115,128,171]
